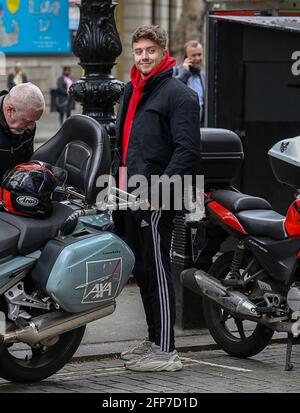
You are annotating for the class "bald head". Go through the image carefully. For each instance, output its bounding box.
[3,83,45,135]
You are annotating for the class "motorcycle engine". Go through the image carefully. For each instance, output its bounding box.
[287,284,300,312]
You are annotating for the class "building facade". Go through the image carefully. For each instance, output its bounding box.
[0,1,183,107]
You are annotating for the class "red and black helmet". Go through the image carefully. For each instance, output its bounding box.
[0,161,67,218]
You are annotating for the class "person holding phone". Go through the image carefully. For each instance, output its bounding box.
[174,40,205,125]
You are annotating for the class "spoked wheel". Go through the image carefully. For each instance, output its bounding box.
[0,326,85,383]
[203,252,274,358]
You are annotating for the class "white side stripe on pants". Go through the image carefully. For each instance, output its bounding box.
[151,210,170,352]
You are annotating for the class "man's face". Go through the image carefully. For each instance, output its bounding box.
[5,101,42,134]
[186,44,203,69]
[133,38,166,77]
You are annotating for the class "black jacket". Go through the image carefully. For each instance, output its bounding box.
[0,92,35,182]
[7,73,28,91]
[55,76,75,114]
[113,69,201,189]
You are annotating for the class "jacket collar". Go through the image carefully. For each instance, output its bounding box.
[141,68,174,95]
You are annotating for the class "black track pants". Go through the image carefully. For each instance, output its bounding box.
[125,209,176,352]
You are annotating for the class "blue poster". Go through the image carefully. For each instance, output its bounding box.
[0,0,70,53]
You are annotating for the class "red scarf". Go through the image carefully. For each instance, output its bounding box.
[120,51,176,190]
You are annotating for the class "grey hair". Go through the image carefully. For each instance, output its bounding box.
[7,83,45,114]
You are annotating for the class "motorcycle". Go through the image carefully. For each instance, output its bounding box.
[182,128,300,371]
[0,115,135,383]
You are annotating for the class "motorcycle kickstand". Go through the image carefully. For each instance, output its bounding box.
[285,333,294,371]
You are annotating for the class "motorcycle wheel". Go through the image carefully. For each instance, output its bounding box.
[203,252,274,358]
[0,326,85,383]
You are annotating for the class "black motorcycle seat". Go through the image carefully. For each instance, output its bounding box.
[236,209,287,240]
[211,189,272,213]
[0,220,20,259]
[0,202,73,256]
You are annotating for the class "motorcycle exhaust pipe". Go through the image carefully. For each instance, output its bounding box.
[181,268,260,319]
[0,302,116,346]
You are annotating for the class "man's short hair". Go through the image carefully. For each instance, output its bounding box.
[184,40,202,55]
[132,25,168,49]
[8,83,45,114]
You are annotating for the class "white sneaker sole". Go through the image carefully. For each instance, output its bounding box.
[120,353,147,361]
[125,360,183,372]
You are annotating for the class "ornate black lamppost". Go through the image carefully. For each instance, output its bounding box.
[70,0,124,141]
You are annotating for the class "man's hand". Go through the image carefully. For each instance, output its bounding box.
[182,57,193,71]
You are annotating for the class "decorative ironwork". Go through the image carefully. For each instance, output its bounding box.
[70,0,124,137]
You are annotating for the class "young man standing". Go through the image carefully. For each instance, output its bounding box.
[113,25,200,372]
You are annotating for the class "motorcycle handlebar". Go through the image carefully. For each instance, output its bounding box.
[58,208,98,237]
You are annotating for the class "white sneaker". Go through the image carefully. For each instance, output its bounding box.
[120,340,153,361]
[125,343,183,372]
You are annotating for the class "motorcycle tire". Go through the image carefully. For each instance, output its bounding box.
[203,252,274,358]
[0,326,85,383]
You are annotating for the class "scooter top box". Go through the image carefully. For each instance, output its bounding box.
[268,136,300,189]
[200,128,244,184]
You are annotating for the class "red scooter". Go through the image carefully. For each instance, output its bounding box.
[182,129,300,370]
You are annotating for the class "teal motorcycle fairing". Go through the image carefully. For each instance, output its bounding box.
[31,230,135,313]
[0,251,41,293]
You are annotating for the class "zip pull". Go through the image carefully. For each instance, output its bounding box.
[10,147,13,154]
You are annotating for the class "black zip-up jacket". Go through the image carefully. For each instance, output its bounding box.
[0,92,35,182]
[112,69,201,193]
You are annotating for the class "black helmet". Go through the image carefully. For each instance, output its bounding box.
[0,161,67,218]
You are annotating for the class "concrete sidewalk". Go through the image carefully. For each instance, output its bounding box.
[73,281,288,360]
[35,111,62,143]
[73,283,216,360]
[35,109,82,144]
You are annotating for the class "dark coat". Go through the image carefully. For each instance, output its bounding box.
[173,64,205,124]
[55,76,75,114]
[113,68,201,183]
[0,92,35,182]
[7,73,28,91]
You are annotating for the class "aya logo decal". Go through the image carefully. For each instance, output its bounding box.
[82,282,112,300]
[76,258,122,303]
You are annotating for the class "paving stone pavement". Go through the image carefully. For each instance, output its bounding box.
[1,343,300,393]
